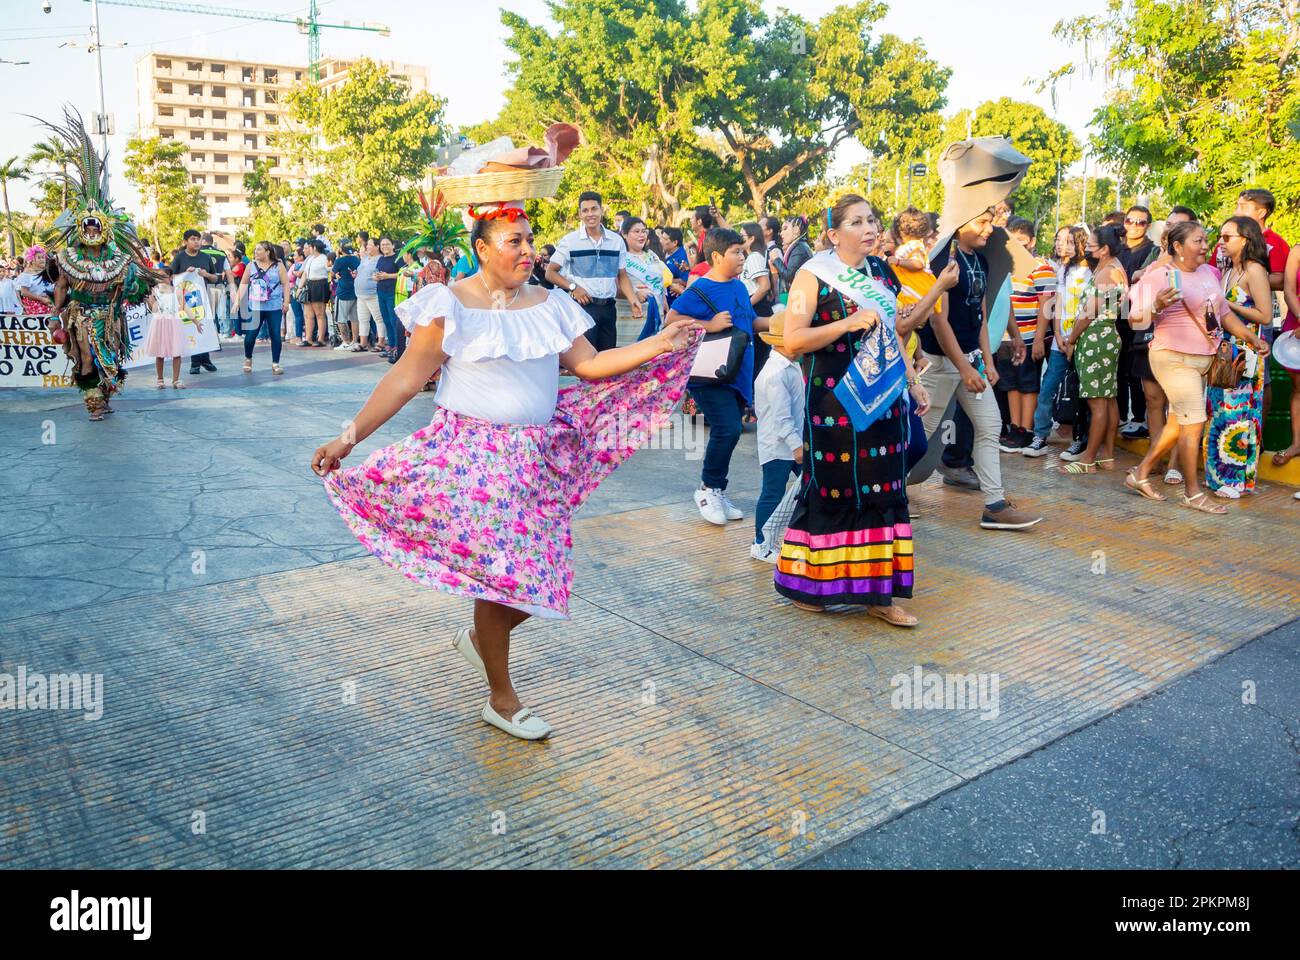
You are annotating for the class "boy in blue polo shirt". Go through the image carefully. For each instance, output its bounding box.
[665,227,756,526]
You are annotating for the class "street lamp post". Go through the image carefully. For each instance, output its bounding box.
[90,0,110,184]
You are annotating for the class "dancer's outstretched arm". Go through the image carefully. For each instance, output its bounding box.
[560,318,694,380]
[311,319,447,475]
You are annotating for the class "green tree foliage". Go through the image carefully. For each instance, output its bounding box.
[474,0,949,235]
[1051,0,1300,238]
[699,0,950,216]
[0,156,29,258]
[26,137,74,212]
[263,58,448,242]
[243,158,295,244]
[123,135,206,254]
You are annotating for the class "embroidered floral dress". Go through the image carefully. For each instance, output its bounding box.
[324,282,697,619]
[774,264,913,607]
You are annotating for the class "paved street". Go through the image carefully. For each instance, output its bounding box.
[2,340,1297,869]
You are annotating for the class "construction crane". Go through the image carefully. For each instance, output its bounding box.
[84,0,390,81]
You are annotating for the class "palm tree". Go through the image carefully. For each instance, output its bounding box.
[0,156,30,258]
[27,137,74,210]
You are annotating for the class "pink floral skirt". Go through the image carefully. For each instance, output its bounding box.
[324,340,697,618]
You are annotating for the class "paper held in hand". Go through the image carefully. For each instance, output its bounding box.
[688,335,736,380]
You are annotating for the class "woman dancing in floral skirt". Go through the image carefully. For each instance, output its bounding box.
[312,201,696,740]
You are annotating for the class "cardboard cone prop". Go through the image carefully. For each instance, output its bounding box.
[908,136,1035,486]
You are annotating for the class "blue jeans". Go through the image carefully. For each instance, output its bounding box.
[755,459,798,544]
[688,381,744,491]
[290,297,305,340]
[378,289,401,357]
[243,309,283,364]
[1033,350,1070,439]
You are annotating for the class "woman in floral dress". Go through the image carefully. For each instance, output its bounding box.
[311,200,697,740]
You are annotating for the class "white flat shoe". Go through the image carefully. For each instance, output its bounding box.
[452,626,488,683]
[481,701,552,740]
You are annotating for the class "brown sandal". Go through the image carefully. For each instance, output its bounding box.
[868,604,919,628]
[1273,449,1299,467]
[1125,468,1166,501]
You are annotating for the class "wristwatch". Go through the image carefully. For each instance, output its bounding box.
[568,281,578,292]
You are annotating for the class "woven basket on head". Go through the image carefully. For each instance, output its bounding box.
[432,167,564,206]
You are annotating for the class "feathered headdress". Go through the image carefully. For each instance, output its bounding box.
[400,189,471,260]
[26,106,155,266]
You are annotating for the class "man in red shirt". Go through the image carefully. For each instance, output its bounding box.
[1232,188,1290,291]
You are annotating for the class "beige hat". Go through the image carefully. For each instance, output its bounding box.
[759,307,787,348]
[928,136,1038,310]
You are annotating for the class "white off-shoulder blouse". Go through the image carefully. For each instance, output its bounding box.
[395,282,594,425]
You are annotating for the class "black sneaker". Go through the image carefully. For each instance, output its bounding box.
[999,426,1029,453]
[1059,438,1088,461]
[201,359,218,373]
[1021,435,1050,458]
[189,366,202,376]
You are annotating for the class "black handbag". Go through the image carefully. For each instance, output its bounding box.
[1052,360,1081,425]
[686,283,751,385]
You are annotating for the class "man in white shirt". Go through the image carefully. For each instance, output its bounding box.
[545,191,642,350]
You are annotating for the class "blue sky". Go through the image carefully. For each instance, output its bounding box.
[2,0,1110,211]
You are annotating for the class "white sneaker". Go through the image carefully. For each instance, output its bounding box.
[694,486,728,525]
[749,541,778,564]
[334,342,352,351]
[719,491,744,520]
[1212,486,1241,500]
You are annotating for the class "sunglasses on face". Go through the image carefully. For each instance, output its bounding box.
[1125,218,1150,227]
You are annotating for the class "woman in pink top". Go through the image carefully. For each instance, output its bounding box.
[1125,221,1270,513]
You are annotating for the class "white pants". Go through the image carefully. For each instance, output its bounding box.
[356,294,381,342]
[919,351,1006,506]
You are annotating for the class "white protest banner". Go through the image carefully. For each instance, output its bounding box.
[0,313,72,389]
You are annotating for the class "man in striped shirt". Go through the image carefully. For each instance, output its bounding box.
[545,191,642,350]
[998,217,1057,453]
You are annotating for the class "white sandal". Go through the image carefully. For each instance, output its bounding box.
[1163,469,1184,485]
[271,363,284,376]
[171,379,186,389]
[481,701,552,740]
[242,359,252,373]
[452,626,488,683]
[1212,486,1241,500]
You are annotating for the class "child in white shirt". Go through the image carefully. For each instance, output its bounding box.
[751,310,805,562]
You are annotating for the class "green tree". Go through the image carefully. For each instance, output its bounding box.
[123,135,204,254]
[698,0,950,216]
[26,137,74,212]
[476,0,950,231]
[1050,0,1300,238]
[242,158,295,242]
[468,0,725,236]
[265,58,447,240]
[0,156,29,258]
